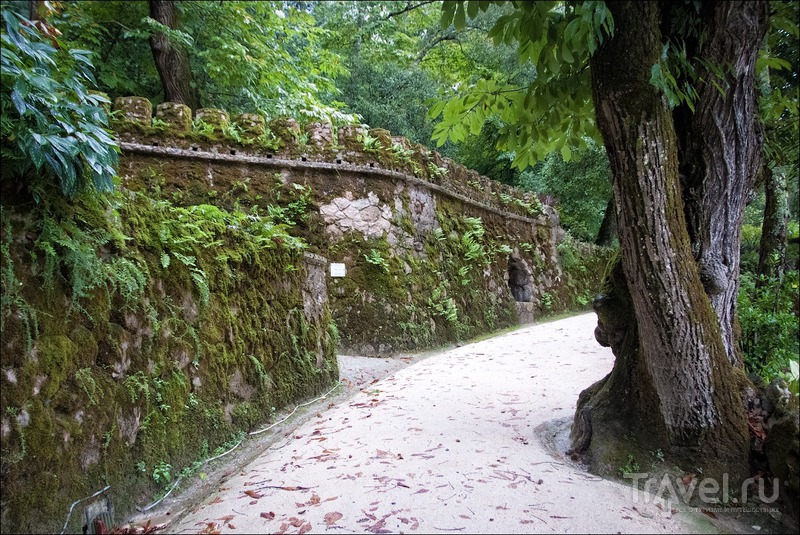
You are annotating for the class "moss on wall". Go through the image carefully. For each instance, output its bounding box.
[0,188,337,534]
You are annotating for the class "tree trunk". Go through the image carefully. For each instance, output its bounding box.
[570,0,755,485]
[594,198,617,246]
[149,0,200,111]
[679,0,768,366]
[757,166,789,282]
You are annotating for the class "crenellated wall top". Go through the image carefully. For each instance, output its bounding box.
[109,96,554,224]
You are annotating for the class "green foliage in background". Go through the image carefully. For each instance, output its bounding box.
[738,270,799,385]
[518,138,612,242]
[60,1,354,123]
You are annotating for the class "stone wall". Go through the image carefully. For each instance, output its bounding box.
[112,97,614,355]
[0,189,338,533]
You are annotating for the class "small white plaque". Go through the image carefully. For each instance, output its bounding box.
[330,263,346,278]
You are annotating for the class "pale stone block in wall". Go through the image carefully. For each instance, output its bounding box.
[270,117,302,148]
[156,102,192,132]
[305,122,334,150]
[195,108,230,131]
[234,113,266,138]
[113,96,152,124]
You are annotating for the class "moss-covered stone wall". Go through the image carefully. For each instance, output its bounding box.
[0,189,338,533]
[111,97,615,355]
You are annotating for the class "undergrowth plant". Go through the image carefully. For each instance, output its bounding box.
[738,269,800,390]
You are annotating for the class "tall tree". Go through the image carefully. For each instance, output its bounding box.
[436,0,769,483]
[148,0,200,110]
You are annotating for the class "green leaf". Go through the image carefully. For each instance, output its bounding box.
[562,41,574,64]
[454,3,467,31]
[560,144,572,162]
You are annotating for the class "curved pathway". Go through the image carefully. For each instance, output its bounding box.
[161,313,736,534]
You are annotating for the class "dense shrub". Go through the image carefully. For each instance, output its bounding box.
[738,269,800,388]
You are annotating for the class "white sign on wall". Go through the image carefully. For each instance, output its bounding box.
[330,263,346,278]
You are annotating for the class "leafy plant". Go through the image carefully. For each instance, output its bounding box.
[359,132,383,153]
[75,367,100,406]
[619,454,640,476]
[391,142,415,164]
[1,6,119,199]
[738,270,799,384]
[428,282,458,325]
[427,162,448,179]
[363,249,390,273]
[152,461,172,484]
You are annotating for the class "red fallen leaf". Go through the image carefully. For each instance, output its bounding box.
[414,489,429,494]
[299,522,312,534]
[228,524,236,529]
[459,514,470,519]
[260,512,276,520]
[202,523,221,535]
[209,497,224,505]
[324,512,343,526]
[245,490,264,499]
[701,508,718,519]
[396,482,410,488]
[219,515,235,523]
[681,473,696,485]
[249,500,258,505]
[309,493,321,505]
[289,517,304,528]
[324,496,339,502]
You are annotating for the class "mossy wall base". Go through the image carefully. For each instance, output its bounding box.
[0,193,337,534]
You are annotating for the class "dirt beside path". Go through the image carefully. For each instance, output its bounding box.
[118,313,792,534]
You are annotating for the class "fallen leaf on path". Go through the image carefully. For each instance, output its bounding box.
[298,522,312,534]
[413,489,429,494]
[260,512,275,520]
[288,517,304,527]
[208,497,223,505]
[701,509,718,519]
[324,512,343,526]
[244,490,263,499]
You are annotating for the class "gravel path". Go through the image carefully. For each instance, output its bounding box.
[119,313,781,534]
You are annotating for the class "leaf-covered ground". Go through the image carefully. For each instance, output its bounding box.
[118,314,789,535]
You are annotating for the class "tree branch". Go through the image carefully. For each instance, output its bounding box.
[383,1,437,19]
[416,33,458,62]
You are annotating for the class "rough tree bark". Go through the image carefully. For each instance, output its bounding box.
[680,1,768,366]
[569,0,766,485]
[757,166,789,281]
[594,198,617,247]
[149,0,200,111]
